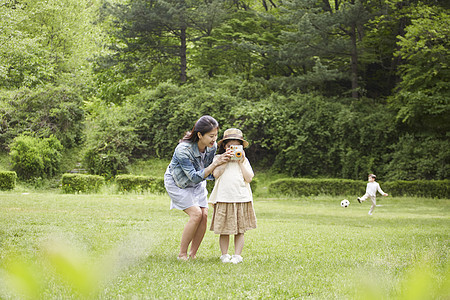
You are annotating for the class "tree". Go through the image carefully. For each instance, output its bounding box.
[389,3,450,134]
[276,0,374,98]
[190,8,284,80]
[97,0,194,89]
[0,0,104,89]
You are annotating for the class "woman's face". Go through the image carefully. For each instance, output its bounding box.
[198,127,218,149]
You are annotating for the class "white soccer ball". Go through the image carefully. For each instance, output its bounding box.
[341,199,350,208]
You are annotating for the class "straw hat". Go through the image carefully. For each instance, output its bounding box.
[217,128,249,148]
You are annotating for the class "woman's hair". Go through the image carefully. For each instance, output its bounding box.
[180,115,219,143]
[217,139,243,154]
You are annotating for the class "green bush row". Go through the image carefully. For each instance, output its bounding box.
[0,171,17,190]
[115,175,166,194]
[269,178,450,199]
[269,178,364,197]
[383,180,450,199]
[61,174,105,194]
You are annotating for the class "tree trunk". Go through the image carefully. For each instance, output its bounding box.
[180,25,187,83]
[350,23,359,99]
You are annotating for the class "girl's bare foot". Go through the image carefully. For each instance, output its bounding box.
[177,255,188,261]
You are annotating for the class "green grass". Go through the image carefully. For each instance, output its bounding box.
[0,192,448,299]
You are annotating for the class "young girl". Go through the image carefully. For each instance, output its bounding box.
[164,115,232,261]
[209,128,257,264]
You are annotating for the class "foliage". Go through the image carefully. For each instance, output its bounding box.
[387,134,449,180]
[61,173,105,193]
[0,0,105,89]
[239,94,397,178]
[0,85,85,149]
[9,134,63,180]
[115,174,165,194]
[1,0,449,182]
[0,171,17,190]
[389,4,450,134]
[82,100,140,178]
[191,8,284,80]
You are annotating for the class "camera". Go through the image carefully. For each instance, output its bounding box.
[230,145,244,161]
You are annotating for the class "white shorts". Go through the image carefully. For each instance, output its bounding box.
[164,173,208,210]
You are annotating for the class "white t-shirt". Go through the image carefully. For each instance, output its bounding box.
[365,181,385,196]
[208,157,254,204]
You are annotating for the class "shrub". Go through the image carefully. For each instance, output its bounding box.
[9,134,63,180]
[0,171,17,190]
[83,102,140,178]
[387,134,449,180]
[61,174,105,194]
[115,175,165,194]
[0,85,85,150]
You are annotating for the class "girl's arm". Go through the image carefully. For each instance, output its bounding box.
[239,154,254,183]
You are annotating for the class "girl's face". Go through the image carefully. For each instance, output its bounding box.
[198,128,218,150]
[224,140,241,149]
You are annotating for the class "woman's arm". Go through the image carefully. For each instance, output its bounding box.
[213,162,227,178]
[204,150,232,179]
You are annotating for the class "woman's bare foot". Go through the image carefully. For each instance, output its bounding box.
[177,255,188,261]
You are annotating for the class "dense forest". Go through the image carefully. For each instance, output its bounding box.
[0,0,449,181]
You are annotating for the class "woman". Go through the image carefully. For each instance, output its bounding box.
[164,115,232,261]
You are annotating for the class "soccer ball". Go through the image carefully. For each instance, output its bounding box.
[341,199,350,208]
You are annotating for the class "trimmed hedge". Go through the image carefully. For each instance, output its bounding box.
[61,174,105,194]
[115,175,165,194]
[383,180,450,199]
[269,178,450,199]
[0,171,17,191]
[116,175,257,195]
[269,178,365,197]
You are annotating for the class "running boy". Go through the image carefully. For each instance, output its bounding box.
[357,174,388,215]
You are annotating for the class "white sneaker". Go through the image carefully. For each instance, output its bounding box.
[220,254,231,263]
[231,255,243,264]
[368,211,373,215]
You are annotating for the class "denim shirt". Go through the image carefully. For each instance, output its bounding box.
[166,141,217,189]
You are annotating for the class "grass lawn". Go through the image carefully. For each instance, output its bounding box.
[0,191,448,299]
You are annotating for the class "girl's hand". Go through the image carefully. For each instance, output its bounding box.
[238,150,246,164]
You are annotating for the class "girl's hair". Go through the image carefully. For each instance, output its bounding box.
[217,139,243,154]
[180,115,219,143]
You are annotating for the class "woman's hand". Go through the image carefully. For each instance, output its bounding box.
[216,148,233,165]
[204,149,232,179]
